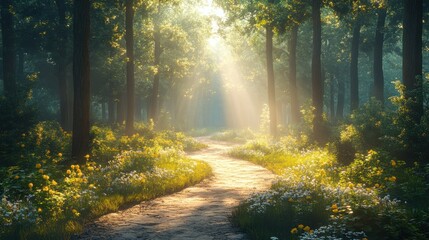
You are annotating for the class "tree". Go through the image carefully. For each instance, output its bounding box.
[125,0,135,135]
[266,23,277,137]
[288,26,299,124]
[1,0,17,99]
[373,6,386,103]
[350,17,361,111]
[402,0,423,122]
[312,0,324,142]
[71,0,91,163]
[55,0,71,130]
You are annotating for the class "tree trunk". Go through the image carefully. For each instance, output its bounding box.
[71,0,91,163]
[289,25,300,124]
[125,0,135,136]
[403,0,423,122]
[266,25,277,138]
[55,0,70,130]
[1,0,16,99]
[336,74,345,120]
[17,50,24,82]
[350,19,361,111]
[373,8,386,104]
[117,91,126,124]
[312,0,324,143]
[108,94,115,125]
[330,75,335,121]
[149,8,161,123]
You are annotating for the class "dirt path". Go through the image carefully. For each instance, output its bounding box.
[75,138,276,240]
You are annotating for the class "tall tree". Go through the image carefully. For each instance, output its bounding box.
[288,26,299,124]
[1,0,16,99]
[373,7,386,103]
[266,23,277,137]
[55,0,71,130]
[402,0,423,122]
[149,3,161,122]
[71,0,91,163]
[350,18,361,111]
[312,0,324,142]
[125,0,135,135]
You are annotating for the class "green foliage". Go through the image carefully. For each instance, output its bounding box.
[0,121,211,239]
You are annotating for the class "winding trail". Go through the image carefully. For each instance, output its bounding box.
[75,137,276,240]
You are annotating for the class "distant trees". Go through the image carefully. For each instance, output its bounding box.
[71,0,91,163]
[373,5,387,103]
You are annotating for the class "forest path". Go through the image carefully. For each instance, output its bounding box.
[75,137,276,240]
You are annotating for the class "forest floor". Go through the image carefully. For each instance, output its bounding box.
[73,137,276,240]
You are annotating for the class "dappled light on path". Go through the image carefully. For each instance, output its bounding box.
[75,137,276,239]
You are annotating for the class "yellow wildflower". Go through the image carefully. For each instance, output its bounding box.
[38,208,42,213]
[43,186,49,191]
[331,204,338,209]
[374,183,380,188]
[28,183,33,189]
[389,176,397,182]
[43,175,50,180]
[89,184,95,189]
[72,209,80,216]
[303,226,311,232]
[38,169,44,174]
[84,154,90,159]
[77,172,83,177]
[348,182,354,188]
[58,153,63,157]
[290,228,298,234]
[36,163,42,169]
[66,169,71,175]
[51,180,57,186]
[87,166,94,171]
[14,175,19,179]
[309,230,314,234]
[75,165,80,170]
[298,224,304,229]
[391,160,396,167]
[332,208,339,213]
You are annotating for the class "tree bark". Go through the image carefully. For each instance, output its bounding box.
[350,19,361,111]
[373,8,386,104]
[71,0,91,163]
[403,0,423,122]
[108,94,115,125]
[149,18,161,123]
[336,74,344,120]
[312,0,324,143]
[266,25,277,138]
[125,0,135,136]
[1,0,16,99]
[329,75,335,121]
[289,25,300,124]
[55,0,71,130]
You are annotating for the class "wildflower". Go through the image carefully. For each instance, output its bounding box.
[87,166,94,171]
[66,169,71,175]
[38,208,42,213]
[348,182,354,188]
[374,183,380,188]
[89,184,95,189]
[309,230,314,234]
[21,144,25,148]
[78,172,83,177]
[290,228,298,234]
[298,224,304,229]
[84,154,90,159]
[51,180,57,186]
[331,204,338,209]
[72,209,80,216]
[306,195,312,200]
[28,183,33,189]
[58,153,63,157]
[332,208,339,213]
[389,176,397,182]
[14,175,19,179]
[71,165,75,169]
[391,160,396,167]
[288,198,294,202]
[43,186,49,191]
[36,163,42,169]
[75,165,80,170]
[303,226,311,232]
[43,175,50,180]
[38,169,44,174]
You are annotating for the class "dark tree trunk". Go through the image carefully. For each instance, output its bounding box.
[117,91,126,124]
[71,0,91,163]
[312,0,324,143]
[55,0,71,130]
[330,75,335,121]
[266,25,277,138]
[108,94,115,125]
[1,0,16,99]
[289,25,300,124]
[336,74,345,120]
[350,19,361,111]
[125,0,135,136]
[101,102,106,121]
[373,8,386,104]
[403,0,423,122]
